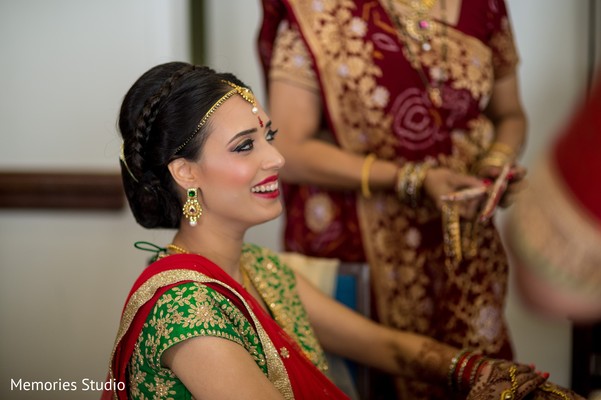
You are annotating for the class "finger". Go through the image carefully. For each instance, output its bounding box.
[515,371,546,398]
[451,173,487,190]
[440,186,487,202]
[511,362,546,398]
[508,165,527,182]
[477,165,502,179]
[459,198,480,219]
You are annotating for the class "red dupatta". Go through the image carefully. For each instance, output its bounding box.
[102,253,348,400]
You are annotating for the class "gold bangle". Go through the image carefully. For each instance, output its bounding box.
[361,153,377,198]
[476,153,511,174]
[395,163,414,202]
[442,200,462,267]
[488,142,515,158]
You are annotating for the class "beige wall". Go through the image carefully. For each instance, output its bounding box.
[0,1,596,398]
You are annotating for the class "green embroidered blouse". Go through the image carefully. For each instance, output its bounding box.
[127,243,328,399]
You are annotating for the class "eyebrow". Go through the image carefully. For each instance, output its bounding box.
[226,120,273,144]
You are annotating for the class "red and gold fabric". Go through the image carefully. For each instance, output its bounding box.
[102,243,348,399]
[258,0,519,398]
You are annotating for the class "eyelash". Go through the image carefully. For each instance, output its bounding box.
[266,129,278,142]
[233,129,279,153]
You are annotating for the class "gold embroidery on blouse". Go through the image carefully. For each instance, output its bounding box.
[109,269,294,400]
[241,246,329,373]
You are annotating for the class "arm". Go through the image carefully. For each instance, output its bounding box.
[478,72,528,207]
[269,79,485,208]
[268,79,398,190]
[295,272,587,399]
[163,336,285,400]
[485,72,527,156]
[294,271,454,385]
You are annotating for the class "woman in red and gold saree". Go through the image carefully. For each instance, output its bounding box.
[258,0,527,398]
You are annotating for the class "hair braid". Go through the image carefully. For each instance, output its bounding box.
[128,65,195,183]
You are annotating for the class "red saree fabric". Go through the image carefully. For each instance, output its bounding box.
[554,75,601,224]
[102,253,348,400]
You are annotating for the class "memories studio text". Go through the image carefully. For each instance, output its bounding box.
[10,378,124,392]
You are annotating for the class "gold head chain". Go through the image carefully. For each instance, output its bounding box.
[174,80,259,153]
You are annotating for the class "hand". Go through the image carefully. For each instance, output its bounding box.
[478,163,528,209]
[467,360,544,400]
[423,167,486,218]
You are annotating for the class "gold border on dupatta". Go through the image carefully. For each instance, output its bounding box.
[107,269,294,400]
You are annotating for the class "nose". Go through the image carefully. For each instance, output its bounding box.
[262,142,285,170]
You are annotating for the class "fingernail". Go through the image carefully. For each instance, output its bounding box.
[482,179,492,186]
[507,172,515,181]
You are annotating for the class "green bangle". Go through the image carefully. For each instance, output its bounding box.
[447,348,470,390]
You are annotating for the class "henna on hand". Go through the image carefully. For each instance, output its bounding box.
[467,360,544,400]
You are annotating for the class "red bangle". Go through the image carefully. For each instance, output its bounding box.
[459,354,484,392]
[452,352,473,392]
[469,357,489,387]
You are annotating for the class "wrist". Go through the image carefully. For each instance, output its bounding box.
[395,161,434,207]
[448,349,489,394]
[476,142,516,175]
[361,153,377,198]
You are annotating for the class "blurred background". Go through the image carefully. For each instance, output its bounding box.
[0,1,599,399]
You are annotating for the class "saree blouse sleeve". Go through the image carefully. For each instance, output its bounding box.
[488,0,520,79]
[127,282,268,398]
[268,21,320,92]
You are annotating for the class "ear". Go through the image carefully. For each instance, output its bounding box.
[168,158,201,191]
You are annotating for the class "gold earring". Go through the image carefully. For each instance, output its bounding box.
[182,188,202,226]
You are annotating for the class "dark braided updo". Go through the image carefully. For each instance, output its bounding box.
[118,62,248,228]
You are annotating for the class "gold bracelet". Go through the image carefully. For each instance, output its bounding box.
[396,161,432,207]
[476,153,511,175]
[361,153,377,198]
[442,200,462,267]
[406,162,428,207]
[488,142,515,158]
[395,163,413,202]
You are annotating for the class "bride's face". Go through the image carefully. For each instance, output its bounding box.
[192,95,285,229]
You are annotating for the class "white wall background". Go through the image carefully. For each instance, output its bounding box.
[0,1,597,399]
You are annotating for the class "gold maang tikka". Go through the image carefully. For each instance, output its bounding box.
[175,80,260,154]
